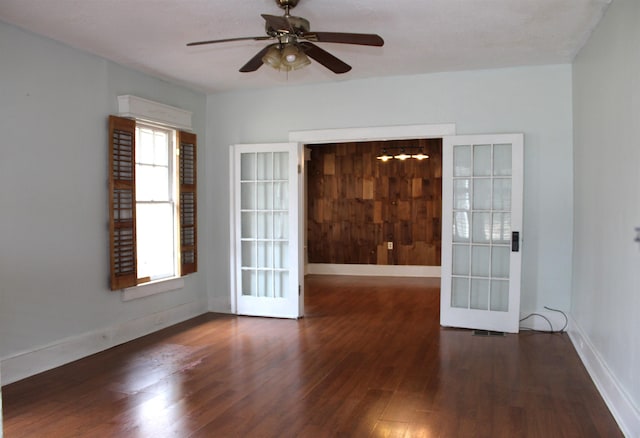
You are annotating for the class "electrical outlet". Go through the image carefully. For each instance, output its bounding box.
[387,241,393,250]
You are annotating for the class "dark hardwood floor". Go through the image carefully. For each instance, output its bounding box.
[3,275,622,437]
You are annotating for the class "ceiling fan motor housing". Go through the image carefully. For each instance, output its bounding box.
[265,15,310,37]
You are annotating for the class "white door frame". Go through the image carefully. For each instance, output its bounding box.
[290,122,456,277]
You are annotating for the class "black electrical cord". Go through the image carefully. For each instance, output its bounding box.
[519,306,568,333]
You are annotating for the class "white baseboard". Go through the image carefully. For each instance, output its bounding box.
[306,263,441,277]
[569,316,640,437]
[1,300,208,385]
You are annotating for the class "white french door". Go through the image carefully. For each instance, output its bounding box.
[440,134,523,333]
[231,143,303,319]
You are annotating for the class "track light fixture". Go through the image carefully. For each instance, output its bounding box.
[376,147,430,162]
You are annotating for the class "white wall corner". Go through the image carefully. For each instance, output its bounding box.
[568,316,640,437]
[0,300,208,386]
[209,295,233,314]
[117,95,192,131]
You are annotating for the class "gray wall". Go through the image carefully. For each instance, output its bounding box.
[572,0,640,433]
[206,65,575,318]
[0,21,208,385]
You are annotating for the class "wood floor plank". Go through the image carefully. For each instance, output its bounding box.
[2,275,622,437]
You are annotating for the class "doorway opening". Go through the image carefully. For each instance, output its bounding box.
[304,138,443,275]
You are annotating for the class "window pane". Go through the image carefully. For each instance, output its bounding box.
[492,179,512,211]
[471,279,489,310]
[453,179,471,210]
[473,145,492,176]
[273,212,288,240]
[273,182,289,210]
[257,152,273,180]
[452,244,470,275]
[490,280,509,312]
[471,245,490,277]
[452,277,469,308]
[241,153,256,181]
[491,246,510,278]
[137,203,175,280]
[241,241,256,268]
[273,152,288,180]
[493,144,512,176]
[453,145,471,177]
[154,131,169,166]
[473,178,492,210]
[242,270,257,296]
[257,241,273,268]
[241,182,256,210]
[257,270,274,297]
[492,213,511,244]
[257,182,273,210]
[472,212,491,243]
[241,212,256,238]
[257,212,273,239]
[136,165,169,201]
[453,212,470,242]
[137,128,155,164]
[274,241,289,269]
[274,271,288,298]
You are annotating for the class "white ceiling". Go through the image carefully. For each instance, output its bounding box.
[0,0,610,93]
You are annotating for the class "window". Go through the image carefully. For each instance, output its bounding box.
[108,115,197,290]
[135,124,177,281]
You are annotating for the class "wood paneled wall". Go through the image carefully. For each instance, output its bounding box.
[307,139,442,266]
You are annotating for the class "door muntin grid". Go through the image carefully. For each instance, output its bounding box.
[240,151,290,298]
[451,143,512,312]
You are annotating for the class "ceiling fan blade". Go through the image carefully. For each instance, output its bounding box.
[261,14,294,33]
[239,44,276,72]
[187,36,272,47]
[299,42,351,74]
[304,32,384,47]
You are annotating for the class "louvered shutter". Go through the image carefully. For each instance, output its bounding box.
[178,131,197,275]
[109,116,138,290]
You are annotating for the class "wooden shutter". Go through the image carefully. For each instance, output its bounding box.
[109,116,137,290]
[179,131,197,275]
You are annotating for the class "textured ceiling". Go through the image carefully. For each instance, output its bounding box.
[0,0,610,93]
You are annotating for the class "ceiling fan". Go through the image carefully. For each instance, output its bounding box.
[186,0,384,74]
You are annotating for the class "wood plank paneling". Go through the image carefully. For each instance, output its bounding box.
[307,139,442,266]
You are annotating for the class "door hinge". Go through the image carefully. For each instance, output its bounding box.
[297,164,302,174]
[298,285,301,296]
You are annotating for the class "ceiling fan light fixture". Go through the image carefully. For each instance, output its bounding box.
[262,45,283,69]
[281,44,310,70]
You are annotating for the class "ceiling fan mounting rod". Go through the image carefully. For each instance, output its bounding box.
[276,0,299,15]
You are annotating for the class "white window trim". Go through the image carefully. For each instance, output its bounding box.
[122,277,185,301]
[118,95,192,131]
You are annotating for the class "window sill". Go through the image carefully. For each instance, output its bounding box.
[122,277,184,301]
